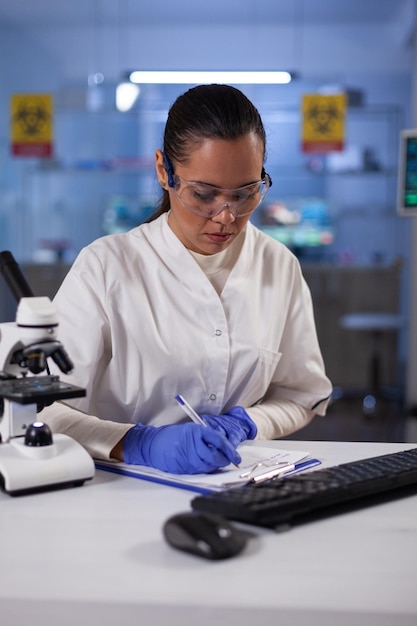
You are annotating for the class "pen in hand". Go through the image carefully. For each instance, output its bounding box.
[175,394,240,468]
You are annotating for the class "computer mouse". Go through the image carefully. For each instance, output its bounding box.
[163,511,249,560]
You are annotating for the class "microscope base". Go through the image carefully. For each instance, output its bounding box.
[0,434,95,495]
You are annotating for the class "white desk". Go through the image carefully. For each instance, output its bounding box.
[1,440,417,626]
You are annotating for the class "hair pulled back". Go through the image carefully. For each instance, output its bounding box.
[148,84,266,221]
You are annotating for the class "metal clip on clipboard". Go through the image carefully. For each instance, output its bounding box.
[223,462,295,488]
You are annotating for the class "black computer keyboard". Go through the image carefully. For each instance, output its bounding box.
[192,448,417,529]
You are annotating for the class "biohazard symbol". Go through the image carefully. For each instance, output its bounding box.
[305,100,342,136]
[13,101,50,138]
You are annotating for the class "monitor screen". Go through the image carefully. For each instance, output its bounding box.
[397,129,417,216]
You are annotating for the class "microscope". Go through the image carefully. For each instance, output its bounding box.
[0,251,95,495]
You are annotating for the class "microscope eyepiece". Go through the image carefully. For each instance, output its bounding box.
[0,250,34,301]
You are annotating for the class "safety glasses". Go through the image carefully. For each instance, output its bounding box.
[165,155,272,219]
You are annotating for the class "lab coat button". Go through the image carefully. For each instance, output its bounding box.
[215,329,222,336]
[209,394,216,401]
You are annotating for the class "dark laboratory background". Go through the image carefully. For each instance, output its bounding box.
[0,0,415,442]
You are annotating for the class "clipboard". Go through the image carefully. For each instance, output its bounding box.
[95,442,321,494]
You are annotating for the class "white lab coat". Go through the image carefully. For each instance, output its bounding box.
[42,214,332,459]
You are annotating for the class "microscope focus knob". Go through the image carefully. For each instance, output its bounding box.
[24,421,53,447]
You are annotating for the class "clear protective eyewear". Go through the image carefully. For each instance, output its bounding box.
[164,155,272,219]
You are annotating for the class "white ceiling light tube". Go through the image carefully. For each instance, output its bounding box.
[128,71,292,85]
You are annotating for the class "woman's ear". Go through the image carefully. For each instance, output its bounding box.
[155,150,168,189]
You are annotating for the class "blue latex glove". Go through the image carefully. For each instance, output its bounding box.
[123,422,241,474]
[201,406,257,448]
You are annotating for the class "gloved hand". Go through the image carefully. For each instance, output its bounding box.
[201,406,257,448]
[123,422,241,474]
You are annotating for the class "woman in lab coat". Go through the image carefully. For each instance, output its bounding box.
[43,84,332,474]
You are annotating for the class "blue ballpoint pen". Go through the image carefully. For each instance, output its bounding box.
[175,394,240,468]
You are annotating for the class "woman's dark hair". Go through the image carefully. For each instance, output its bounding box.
[146,84,266,222]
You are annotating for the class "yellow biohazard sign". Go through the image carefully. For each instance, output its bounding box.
[301,93,346,153]
[10,93,54,157]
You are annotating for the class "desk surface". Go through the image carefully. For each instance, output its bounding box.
[1,440,417,626]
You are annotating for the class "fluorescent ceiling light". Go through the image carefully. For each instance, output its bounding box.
[116,82,140,112]
[129,70,292,85]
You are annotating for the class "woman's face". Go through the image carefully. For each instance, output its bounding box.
[155,133,265,255]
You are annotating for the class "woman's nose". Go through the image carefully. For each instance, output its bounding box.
[212,204,237,224]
